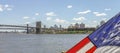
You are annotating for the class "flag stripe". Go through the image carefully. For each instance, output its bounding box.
[76,42,94,53]
[112,47,120,53]
[105,47,118,53]
[86,46,96,53]
[66,37,90,53]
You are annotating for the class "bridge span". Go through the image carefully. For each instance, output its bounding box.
[0,21,42,34]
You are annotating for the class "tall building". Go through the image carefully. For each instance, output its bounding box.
[43,25,46,32]
[100,20,105,26]
[68,24,73,28]
[59,25,62,30]
[44,25,46,29]
[96,25,100,29]
[50,26,54,29]
[75,23,79,29]
[54,24,58,30]
[80,23,85,28]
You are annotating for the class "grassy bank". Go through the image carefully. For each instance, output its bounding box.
[41,30,93,34]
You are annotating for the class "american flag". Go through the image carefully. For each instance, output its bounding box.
[66,12,120,53]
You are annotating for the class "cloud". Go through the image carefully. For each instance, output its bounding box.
[67,5,72,8]
[73,17,86,21]
[0,4,13,12]
[102,18,107,20]
[4,4,13,11]
[0,8,3,12]
[23,16,30,19]
[93,12,107,16]
[35,13,40,16]
[24,22,31,24]
[0,5,3,12]
[77,10,91,15]
[46,17,52,21]
[104,8,111,11]
[93,21,97,23]
[32,17,36,20]
[6,8,12,11]
[101,18,108,22]
[46,12,56,16]
[71,23,76,25]
[4,4,9,8]
[54,18,68,23]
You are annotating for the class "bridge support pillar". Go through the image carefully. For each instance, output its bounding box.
[26,24,29,34]
[36,21,41,34]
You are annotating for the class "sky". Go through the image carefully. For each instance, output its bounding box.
[0,0,120,28]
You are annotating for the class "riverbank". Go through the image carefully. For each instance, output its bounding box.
[41,30,94,34]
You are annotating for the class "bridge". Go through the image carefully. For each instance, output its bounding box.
[0,21,42,34]
[0,24,34,28]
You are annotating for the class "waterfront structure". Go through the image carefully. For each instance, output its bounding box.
[59,25,62,30]
[0,24,35,34]
[54,24,58,30]
[100,20,105,26]
[68,23,85,29]
[26,24,29,34]
[44,25,46,29]
[75,23,79,29]
[50,26,54,29]
[68,24,73,29]
[80,23,85,28]
[36,21,41,34]
[96,25,100,29]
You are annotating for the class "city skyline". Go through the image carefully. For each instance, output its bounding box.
[0,0,120,28]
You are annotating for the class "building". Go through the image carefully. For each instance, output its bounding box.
[54,24,58,30]
[59,25,62,30]
[80,23,85,28]
[100,20,106,26]
[75,23,79,29]
[68,24,73,28]
[44,25,46,29]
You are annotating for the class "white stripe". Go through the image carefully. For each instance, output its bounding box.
[94,46,112,53]
[94,46,120,53]
[100,46,112,53]
[112,47,120,53]
[77,42,94,53]
[105,46,117,53]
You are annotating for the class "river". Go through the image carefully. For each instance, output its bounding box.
[0,33,88,53]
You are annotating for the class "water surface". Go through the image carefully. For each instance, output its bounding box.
[0,33,88,53]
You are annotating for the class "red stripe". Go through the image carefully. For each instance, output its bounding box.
[86,46,97,53]
[66,37,90,53]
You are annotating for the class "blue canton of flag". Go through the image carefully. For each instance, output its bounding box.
[89,12,120,47]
